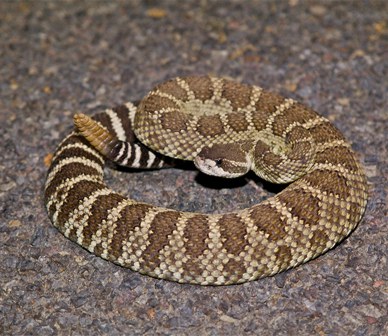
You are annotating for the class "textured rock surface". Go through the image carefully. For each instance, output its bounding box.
[0,1,386,335]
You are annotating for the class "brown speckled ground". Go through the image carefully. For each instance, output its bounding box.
[1,1,387,335]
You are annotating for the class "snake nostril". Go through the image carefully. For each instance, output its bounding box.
[215,159,223,166]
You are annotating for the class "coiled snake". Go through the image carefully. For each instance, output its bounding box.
[44,76,368,285]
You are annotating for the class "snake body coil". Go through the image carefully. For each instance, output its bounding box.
[44,76,368,285]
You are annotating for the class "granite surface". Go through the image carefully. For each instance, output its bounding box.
[1,1,387,335]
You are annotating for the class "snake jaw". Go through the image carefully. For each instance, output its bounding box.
[194,156,228,177]
[194,152,251,178]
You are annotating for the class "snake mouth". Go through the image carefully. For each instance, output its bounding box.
[194,156,223,176]
[194,156,249,178]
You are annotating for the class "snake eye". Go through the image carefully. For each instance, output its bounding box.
[215,159,223,166]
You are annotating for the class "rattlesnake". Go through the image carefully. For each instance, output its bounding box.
[44,76,368,285]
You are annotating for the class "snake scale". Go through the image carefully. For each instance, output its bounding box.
[44,76,368,285]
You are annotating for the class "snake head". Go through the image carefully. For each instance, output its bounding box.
[194,143,251,178]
